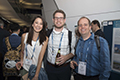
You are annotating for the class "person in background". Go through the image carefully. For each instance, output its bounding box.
[16,16,48,80]
[19,26,28,37]
[23,26,28,33]
[45,21,49,31]
[0,19,10,80]
[75,27,81,41]
[70,17,111,80]
[45,9,76,80]
[2,23,21,80]
[91,20,105,38]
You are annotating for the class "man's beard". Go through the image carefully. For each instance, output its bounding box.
[54,24,65,29]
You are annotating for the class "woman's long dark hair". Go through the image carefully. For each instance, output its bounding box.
[26,16,46,45]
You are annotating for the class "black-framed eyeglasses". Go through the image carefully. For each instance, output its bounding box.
[54,17,64,20]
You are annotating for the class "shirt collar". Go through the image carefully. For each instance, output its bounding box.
[79,33,94,41]
[53,27,65,34]
[11,33,18,36]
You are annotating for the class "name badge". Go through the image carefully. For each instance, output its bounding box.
[78,61,86,75]
[24,58,32,66]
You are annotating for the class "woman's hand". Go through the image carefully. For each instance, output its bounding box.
[32,76,38,80]
[16,61,23,70]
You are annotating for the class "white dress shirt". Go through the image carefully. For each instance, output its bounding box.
[47,27,76,64]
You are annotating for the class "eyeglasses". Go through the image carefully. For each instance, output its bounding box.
[54,17,64,20]
[78,24,89,27]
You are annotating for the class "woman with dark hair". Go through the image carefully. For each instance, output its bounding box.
[16,16,48,80]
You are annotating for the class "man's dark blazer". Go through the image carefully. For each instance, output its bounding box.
[0,28,10,80]
[94,29,105,38]
[0,28,10,53]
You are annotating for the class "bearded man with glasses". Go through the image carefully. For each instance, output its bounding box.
[45,9,76,80]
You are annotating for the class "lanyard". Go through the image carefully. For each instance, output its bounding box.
[26,37,39,59]
[52,32,64,52]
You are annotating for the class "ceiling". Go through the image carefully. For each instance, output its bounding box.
[0,0,42,26]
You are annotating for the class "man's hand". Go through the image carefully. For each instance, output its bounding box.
[56,55,67,66]
[70,61,78,69]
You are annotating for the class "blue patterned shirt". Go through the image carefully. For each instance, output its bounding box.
[73,33,111,80]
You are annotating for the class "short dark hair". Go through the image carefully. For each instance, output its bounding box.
[9,23,20,32]
[23,26,27,29]
[91,20,100,28]
[77,16,91,26]
[53,9,66,19]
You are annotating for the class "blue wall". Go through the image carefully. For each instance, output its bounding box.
[103,20,120,80]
